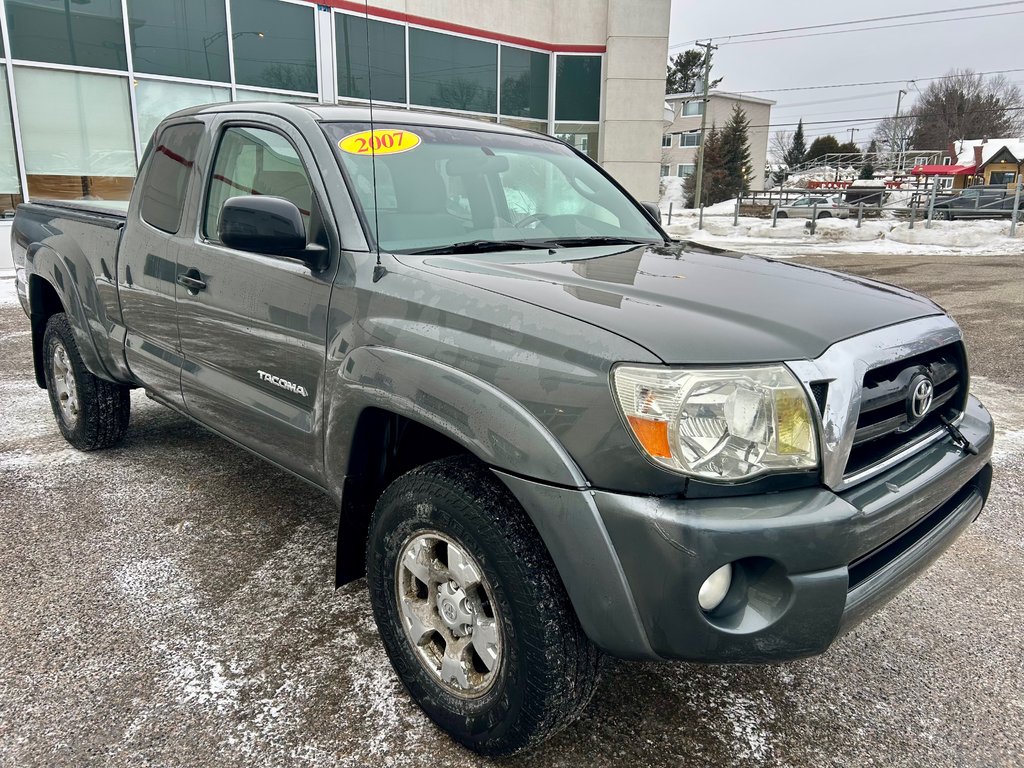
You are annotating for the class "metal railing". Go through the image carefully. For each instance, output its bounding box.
[660,181,1024,237]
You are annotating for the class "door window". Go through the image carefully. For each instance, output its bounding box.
[203,126,314,241]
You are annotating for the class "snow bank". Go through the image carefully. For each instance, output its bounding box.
[667,216,1024,257]
[659,176,686,211]
[886,219,1020,247]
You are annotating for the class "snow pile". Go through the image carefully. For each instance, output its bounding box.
[667,216,1024,257]
[659,175,687,211]
[887,219,1019,247]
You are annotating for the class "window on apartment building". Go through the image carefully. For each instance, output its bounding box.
[679,133,701,148]
[682,100,704,117]
[336,14,407,104]
[660,165,670,176]
[500,46,549,120]
[662,135,672,148]
[677,164,695,177]
[410,28,498,113]
[231,0,317,94]
[6,0,128,70]
[128,0,230,82]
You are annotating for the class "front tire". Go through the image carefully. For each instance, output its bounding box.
[42,313,130,450]
[366,457,600,756]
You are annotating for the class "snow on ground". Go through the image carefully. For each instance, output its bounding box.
[667,215,1024,258]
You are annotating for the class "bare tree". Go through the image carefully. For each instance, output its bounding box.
[872,114,915,169]
[910,69,1023,148]
[769,130,792,165]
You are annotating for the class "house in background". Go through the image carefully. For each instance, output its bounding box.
[661,90,775,191]
[912,138,1023,190]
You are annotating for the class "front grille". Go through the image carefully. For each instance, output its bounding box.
[844,342,968,477]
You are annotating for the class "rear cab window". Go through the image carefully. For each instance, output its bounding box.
[139,122,204,234]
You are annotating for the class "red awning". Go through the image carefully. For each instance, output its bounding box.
[910,164,976,176]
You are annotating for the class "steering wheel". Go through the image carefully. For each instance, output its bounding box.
[515,213,550,229]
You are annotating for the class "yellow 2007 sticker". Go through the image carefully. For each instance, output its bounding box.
[338,129,421,156]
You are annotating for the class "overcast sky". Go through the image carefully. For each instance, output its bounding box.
[667,0,1024,145]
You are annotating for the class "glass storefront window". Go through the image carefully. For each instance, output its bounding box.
[409,29,496,114]
[127,0,230,82]
[500,47,548,120]
[6,0,127,70]
[234,89,317,103]
[499,117,547,135]
[336,13,406,104]
[0,77,23,215]
[231,0,316,93]
[135,79,230,149]
[14,67,136,201]
[554,122,599,161]
[555,55,601,121]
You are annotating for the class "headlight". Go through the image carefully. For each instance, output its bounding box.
[611,364,818,482]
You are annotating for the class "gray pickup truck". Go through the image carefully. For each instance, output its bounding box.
[12,103,994,755]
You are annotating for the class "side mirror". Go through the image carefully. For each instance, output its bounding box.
[641,201,662,224]
[219,195,307,257]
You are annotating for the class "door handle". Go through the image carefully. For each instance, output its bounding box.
[176,268,207,293]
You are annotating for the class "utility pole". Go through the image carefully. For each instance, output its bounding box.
[894,88,908,174]
[692,39,717,218]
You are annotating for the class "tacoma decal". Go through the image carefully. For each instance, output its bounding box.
[258,370,308,397]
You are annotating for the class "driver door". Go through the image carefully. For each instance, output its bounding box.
[176,117,337,482]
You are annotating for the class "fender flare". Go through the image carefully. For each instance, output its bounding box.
[27,244,114,387]
[326,345,588,491]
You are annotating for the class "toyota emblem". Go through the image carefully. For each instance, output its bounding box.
[907,375,934,422]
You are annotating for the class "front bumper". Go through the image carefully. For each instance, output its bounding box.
[496,395,993,662]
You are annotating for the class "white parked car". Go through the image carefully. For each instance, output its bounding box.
[776,194,849,219]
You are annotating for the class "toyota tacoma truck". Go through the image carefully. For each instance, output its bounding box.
[11,103,994,755]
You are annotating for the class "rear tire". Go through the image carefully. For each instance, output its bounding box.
[776,210,788,219]
[42,313,130,450]
[366,456,601,756]
[816,211,832,219]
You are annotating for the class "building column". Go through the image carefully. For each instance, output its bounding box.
[598,0,671,203]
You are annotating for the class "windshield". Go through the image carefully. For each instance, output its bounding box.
[324,122,663,254]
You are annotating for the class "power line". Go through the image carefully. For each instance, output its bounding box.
[670,1,1024,48]
[713,9,1024,46]
[728,68,1024,95]
[670,105,1024,134]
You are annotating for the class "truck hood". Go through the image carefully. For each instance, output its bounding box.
[396,242,943,364]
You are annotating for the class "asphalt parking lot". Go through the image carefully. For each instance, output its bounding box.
[1,251,1022,768]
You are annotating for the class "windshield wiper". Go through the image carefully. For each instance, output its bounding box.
[541,236,654,248]
[402,240,553,256]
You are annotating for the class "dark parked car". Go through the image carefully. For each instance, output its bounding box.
[933,185,1020,220]
[11,103,994,755]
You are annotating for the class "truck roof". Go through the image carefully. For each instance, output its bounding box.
[166,101,546,139]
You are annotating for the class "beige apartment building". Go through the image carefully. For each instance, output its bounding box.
[661,90,775,191]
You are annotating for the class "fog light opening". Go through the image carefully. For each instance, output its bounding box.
[698,563,733,613]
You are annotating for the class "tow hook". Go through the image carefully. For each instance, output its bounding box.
[941,417,979,456]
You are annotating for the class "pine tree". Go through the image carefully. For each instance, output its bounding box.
[783,120,807,172]
[859,162,875,180]
[683,125,727,208]
[666,49,722,94]
[719,105,752,199]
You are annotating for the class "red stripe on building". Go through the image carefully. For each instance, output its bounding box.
[316,0,606,53]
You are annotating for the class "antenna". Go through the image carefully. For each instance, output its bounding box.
[362,1,386,279]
